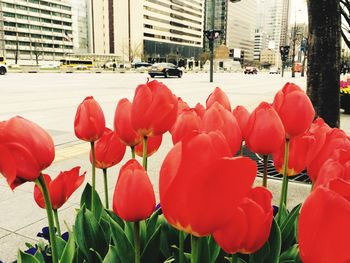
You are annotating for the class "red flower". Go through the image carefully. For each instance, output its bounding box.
[232,105,250,139]
[131,80,178,136]
[34,167,85,210]
[170,109,201,144]
[194,103,205,119]
[200,102,242,155]
[0,116,55,189]
[307,128,350,182]
[213,187,273,254]
[74,96,105,142]
[314,149,350,188]
[90,128,126,169]
[176,97,190,115]
[206,87,231,111]
[298,180,350,263]
[273,83,315,138]
[113,159,156,222]
[272,134,314,176]
[159,131,256,236]
[114,98,142,147]
[135,134,162,157]
[245,102,285,155]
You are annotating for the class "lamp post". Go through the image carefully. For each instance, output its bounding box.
[291,9,301,78]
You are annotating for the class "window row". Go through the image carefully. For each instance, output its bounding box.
[6,0,71,11]
[144,33,201,46]
[3,4,71,18]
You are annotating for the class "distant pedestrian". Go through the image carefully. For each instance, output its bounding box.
[113,63,116,72]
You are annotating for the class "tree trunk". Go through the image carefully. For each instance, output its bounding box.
[306,0,341,128]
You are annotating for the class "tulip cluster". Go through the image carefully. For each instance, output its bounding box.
[3,78,350,263]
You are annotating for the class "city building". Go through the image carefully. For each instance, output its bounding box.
[254,28,269,60]
[0,0,73,65]
[259,48,276,66]
[226,0,257,62]
[71,0,89,54]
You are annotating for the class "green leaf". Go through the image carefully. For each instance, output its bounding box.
[277,203,288,226]
[33,251,45,263]
[56,236,67,256]
[100,217,112,244]
[103,209,125,228]
[208,236,222,263]
[249,218,281,263]
[74,205,109,262]
[146,208,162,240]
[279,244,300,262]
[141,224,162,262]
[17,250,41,263]
[192,236,210,263]
[124,221,134,247]
[280,204,301,251]
[60,232,76,263]
[103,245,122,263]
[109,215,135,263]
[80,183,103,220]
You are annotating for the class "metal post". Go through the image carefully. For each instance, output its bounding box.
[209,0,215,83]
[281,61,284,77]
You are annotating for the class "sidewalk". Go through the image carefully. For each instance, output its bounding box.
[1,113,350,262]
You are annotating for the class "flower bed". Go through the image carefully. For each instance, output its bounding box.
[0,80,350,263]
[340,78,350,113]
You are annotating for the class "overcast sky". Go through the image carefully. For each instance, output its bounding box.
[290,0,308,24]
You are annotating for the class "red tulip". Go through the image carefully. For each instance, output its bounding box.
[89,128,126,169]
[194,103,205,119]
[245,102,285,155]
[170,109,201,144]
[206,87,231,111]
[0,116,55,189]
[314,149,350,188]
[232,105,250,139]
[213,187,273,254]
[131,80,178,136]
[113,159,156,221]
[74,96,105,142]
[159,131,256,236]
[177,97,190,115]
[135,134,162,157]
[273,83,315,138]
[307,128,350,182]
[305,117,331,165]
[200,102,242,155]
[34,167,85,209]
[272,134,314,176]
[298,180,350,263]
[114,98,142,147]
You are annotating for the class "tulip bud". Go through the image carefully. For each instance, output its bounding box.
[113,159,156,221]
[74,96,105,142]
[206,87,231,111]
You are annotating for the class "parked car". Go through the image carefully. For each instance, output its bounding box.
[269,67,280,74]
[244,66,258,74]
[149,63,183,78]
[133,62,152,69]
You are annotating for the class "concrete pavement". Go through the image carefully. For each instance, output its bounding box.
[0,72,349,262]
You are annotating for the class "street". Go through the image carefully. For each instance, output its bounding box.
[0,72,307,146]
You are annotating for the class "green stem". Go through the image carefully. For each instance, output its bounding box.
[262,155,268,188]
[103,168,109,209]
[231,254,238,263]
[90,141,96,214]
[133,221,141,263]
[142,136,148,171]
[131,146,136,159]
[277,139,290,223]
[191,235,199,263]
[37,175,58,263]
[179,231,185,263]
[53,209,61,237]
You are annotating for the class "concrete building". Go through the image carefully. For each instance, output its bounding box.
[0,0,73,65]
[226,0,257,62]
[254,28,269,60]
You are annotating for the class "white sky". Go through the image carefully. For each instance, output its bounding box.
[290,0,308,24]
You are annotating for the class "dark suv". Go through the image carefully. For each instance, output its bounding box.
[244,66,258,74]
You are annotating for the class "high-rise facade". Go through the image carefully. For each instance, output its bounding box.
[226,0,257,62]
[71,0,89,54]
[0,0,73,65]
[204,0,227,49]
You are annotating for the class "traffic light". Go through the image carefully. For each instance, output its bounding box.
[280,46,290,61]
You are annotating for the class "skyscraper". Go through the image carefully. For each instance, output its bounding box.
[71,0,89,54]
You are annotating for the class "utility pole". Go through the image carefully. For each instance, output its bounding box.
[291,20,297,77]
[209,0,215,82]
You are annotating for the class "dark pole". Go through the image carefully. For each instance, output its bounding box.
[128,0,131,62]
[281,61,285,77]
[209,0,215,83]
[291,14,297,78]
